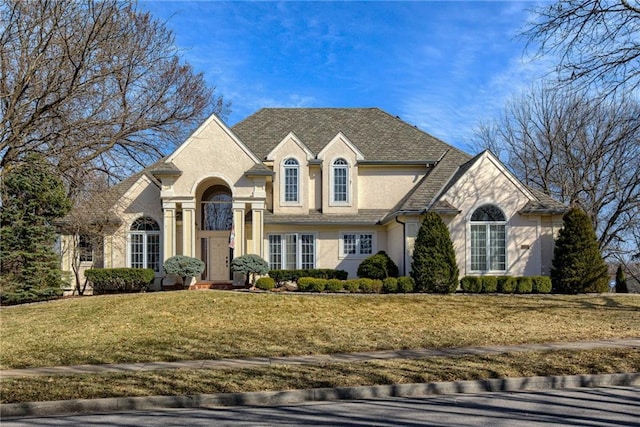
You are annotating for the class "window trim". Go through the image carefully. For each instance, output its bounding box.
[267,232,316,270]
[339,232,375,259]
[469,205,507,273]
[330,158,350,206]
[281,157,301,206]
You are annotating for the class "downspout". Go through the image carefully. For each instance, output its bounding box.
[395,216,406,276]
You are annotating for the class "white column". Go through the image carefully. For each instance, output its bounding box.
[251,201,265,257]
[163,201,176,261]
[232,203,245,258]
[182,200,196,257]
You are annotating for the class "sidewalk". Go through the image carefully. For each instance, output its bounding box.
[2,337,639,378]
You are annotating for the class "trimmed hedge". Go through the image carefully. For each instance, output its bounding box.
[516,277,533,294]
[460,276,482,293]
[326,279,344,293]
[269,269,348,284]
[85,268,154,294]
[382,277,398,293]
[532,276,552,294]
[397,276,415,293]
[459,275,553,294]
[498,276,516,294]
[255,277,275,291]
[482,276,498,293]
[357,251,399,280]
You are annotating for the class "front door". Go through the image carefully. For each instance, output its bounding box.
[200,235,230,281]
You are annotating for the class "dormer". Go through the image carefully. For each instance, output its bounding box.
[317,132,364,214]
[266,132,314,214]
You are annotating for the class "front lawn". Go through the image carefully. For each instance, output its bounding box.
[1,292,638,369]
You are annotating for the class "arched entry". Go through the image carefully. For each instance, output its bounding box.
[199,184,233,281]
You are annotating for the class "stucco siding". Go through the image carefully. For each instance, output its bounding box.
[359,167,426,210]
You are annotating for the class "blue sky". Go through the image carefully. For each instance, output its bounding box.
[140,1,554,153]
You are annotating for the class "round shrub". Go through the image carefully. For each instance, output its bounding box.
[255,277,275,291]
[307,278,326,292]
[325,279,344,293]
[516,277,533,294]
[358,278,383,293]
[357,251,399,280]
[382,277,398,293]
[498,276,516,293]
[297,277,314,292]
[230,254,269,287]
[460,276,482,293]
[164,256,205,286]
[532,276,552,294]
[344,279,360,293]
[482,276,498,293]
[397,276,415,293]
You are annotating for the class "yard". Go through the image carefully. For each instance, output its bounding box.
[1,292,639,403]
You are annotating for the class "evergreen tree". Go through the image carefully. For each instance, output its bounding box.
[0,155,72,304]
[411,212,459,293]
[551,207,609,294]
[615,264,628,293]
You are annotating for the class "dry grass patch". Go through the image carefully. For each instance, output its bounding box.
[2,348,638,404]
[1,292,639,369]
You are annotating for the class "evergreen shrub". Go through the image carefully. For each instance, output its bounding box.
[255,277,275,291]
[615,265,628,293]
[411,212,459,293]
[357,251,399,280]
[325,279,344,293]
[532,276,552,294]
[460,276,482,293]
[382,277,398,293]
[482,276,498,293]
[358,278,383,293]
[516,277,533,294]
[85,268,154,294]
[344,279,361,293]
[269,269,347,284]
[498,276,516,293]
[397,276,415,293]
[230,254,269,287]
[164,256,205,286]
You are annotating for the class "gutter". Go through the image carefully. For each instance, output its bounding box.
[395,216,407,276]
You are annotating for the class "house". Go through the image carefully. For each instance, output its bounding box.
[61,108,566,291]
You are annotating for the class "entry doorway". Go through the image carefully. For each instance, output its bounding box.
[200,234,231,281]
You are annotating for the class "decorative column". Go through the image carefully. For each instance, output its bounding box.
[163,201,176,261]
[251,201,265,257]
[182,200,196,257]
[232,202,245,258]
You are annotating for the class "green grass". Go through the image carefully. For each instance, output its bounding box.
[2,292,639,369]
[2,348,638,404]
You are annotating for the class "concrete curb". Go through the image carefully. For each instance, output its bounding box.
[2,372,638,419]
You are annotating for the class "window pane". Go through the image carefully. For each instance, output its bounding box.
[333,166,347,202]
[284,162,298,202]
[269,235,282,270]
[343,234,356,255]
[359,234,372,255]
[471,205,505,222]
[202,202,233,231]
[146,233,160,272]
[489,225,506,271]
[130,233,144,268]
[79,235,93,262]
[470,225,486,271]
[285,234,297,270]
[300,234,315,269]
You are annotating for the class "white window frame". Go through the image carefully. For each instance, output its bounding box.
[281,157,301,205]
[469,205,507,273]
[267,233,316,270]
[128,217,162,273]
[340,232,375,259]
[330,158,350,206]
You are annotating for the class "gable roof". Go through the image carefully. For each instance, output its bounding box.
[232,108,464,162]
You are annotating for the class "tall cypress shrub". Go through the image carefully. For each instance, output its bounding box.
[551,207,609,294]
[411,212,459,293]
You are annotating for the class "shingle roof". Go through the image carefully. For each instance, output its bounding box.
[520,188,567,215]
[263,209,388,225]
[232,108,463,162]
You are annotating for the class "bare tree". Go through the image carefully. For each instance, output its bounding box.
[524,0,640,96]
[474,83,640,259]
[0,0,229,189]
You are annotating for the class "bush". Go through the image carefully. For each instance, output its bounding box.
[358,278,383,293]
[325,279,344,293]
[615,265,628,293]
[297,277,326,292]
[255,277,275,291]
[397,276,415,293]
[163,256,204,286]
[0,284,62,306]
[85,268,154,294]
[532,276,552,294]
[460,276,483,293]
[498,276,516,293]
[343,279,361,293]
[269,269,348,284]
[411,212,459,293]
[482,276,498,293]
[551,207,609,294]
[382,277,398,293]
[516,277,533,294]
[231,254,269,287]
[357,251,399,280]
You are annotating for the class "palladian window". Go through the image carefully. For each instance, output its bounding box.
[129,217,161,272]
[470,204,506,272]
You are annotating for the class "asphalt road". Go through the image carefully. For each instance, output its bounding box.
[3,387,639,426]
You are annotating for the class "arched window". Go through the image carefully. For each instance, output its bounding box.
[470,204,506,271]
[129,217,161,272]
[332,158,349,203]
[283,158,299,203]
[201,185,232,231]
